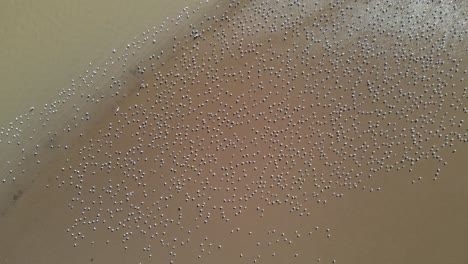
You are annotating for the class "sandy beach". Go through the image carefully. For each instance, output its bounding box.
[1,1,467,263]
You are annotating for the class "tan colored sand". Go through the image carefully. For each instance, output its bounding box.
[1,1,467,264]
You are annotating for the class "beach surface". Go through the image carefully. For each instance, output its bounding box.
[0,1,467,263]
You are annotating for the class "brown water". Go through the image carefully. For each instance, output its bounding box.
[0,1,467,264]
[0,0,202,125]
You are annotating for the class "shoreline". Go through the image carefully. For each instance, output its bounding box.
[0,0,229,216]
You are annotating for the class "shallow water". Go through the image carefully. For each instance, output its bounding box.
[0,1,467,263]
[0,0,201,125]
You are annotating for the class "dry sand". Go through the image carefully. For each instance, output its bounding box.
[1,0,467,264]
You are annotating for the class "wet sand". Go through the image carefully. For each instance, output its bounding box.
[1,1,467,263]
